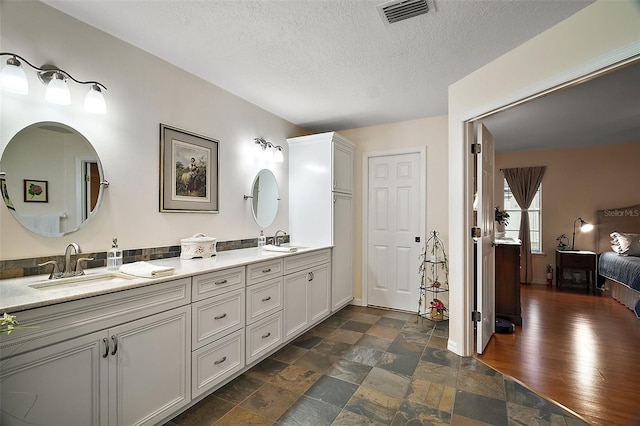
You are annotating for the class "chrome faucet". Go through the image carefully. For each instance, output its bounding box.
[274,230,287,247]
[62,243,81,277]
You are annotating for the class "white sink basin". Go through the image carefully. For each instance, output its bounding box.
[29,272,134,290]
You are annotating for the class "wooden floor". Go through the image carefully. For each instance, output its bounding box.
[477,285,640,426]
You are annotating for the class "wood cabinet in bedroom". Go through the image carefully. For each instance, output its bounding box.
[495,242,522,326]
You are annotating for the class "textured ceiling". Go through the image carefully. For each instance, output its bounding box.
[39,0,638,152]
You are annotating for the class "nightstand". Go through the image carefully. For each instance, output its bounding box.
[555,250,597,294]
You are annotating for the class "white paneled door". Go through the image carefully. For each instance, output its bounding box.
[476,123,495,354]
[367,152,423,311]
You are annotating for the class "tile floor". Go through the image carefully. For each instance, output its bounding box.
[165,305,587,425]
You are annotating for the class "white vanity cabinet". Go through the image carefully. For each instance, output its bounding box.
[288,132,355,312]
[245,259,284,365]
[191,267,246,398]
[0,279,191,426]
[283,249,331,340]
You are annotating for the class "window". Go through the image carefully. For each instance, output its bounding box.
[503,179,542,253]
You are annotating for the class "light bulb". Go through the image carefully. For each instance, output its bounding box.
[0,57,28,95]
[273,147,284,163]
[84,84,106,114]
[581,222,594,232]
[45,72,71,105]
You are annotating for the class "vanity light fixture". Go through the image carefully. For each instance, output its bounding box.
[0,52,107,114]
[254,137,284,163]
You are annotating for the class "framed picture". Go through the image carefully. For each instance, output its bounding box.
[24,179,48,203]
[160,124,219,213]
[0,178,15,210]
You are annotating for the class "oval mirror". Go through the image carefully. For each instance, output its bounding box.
[0,122,106,237]
[249,169,279,228]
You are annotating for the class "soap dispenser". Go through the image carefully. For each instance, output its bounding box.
[257,230,266,252]
[107,238,123,270]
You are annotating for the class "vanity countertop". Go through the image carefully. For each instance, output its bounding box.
[1,246,329,313]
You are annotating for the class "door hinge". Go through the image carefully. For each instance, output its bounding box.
[471,227,481,239]
[471,143,481,154]
[471,311,482,322]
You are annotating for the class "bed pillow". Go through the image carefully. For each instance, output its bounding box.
[610,232,640,256]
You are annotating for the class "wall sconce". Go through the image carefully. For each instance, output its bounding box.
[0,52,107,114]
[571,217,593,250]
[254,137,284,163]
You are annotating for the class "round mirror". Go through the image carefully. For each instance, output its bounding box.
[0,122,106,237]
[249,169,279,228]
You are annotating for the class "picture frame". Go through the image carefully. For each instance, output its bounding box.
[160,124,219,213]
[0,178,15,210]
[24,179,48,203]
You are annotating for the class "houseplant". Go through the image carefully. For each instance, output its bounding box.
[495,206,510,238]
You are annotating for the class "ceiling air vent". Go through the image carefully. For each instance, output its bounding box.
[377,0,429,26]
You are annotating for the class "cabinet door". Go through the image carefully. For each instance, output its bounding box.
[332,194,353,311]
[0,330,108,426]
[283,270,308,339]
[308,264,331,324]
[333,139,354,194]
[109,305,190,426]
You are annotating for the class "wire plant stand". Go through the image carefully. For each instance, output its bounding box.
[418,230,449,322]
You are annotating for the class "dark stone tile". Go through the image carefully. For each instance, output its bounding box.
[355,334,392,352]
[331,409,387,425]
[375,317,406,329]
[305,375,359,408]
[319,315,348,329]
[324,328,363,345]
[382,310,416,322]
[246,358,289,381]
[412,360,459,388]
[215,406,273,425]
[399,330,431,346]
[344,386,402,424]
[387,333,425,359]
[325,359,373,385]
[391,399,452,425]
[214,373,266,404]
[276,395,341,426]
[505,379,570,416]
[401,318,435,334]
[313,340,353,361]
[427,335,448,350]
[421,347,460,368]
[340,320,373,333]
[269,364,322,395]
[170,394,234,425]
[361,367,410,400]
[351,312,384,324]
[376,352,420,378]
[292,334,323,349]
[452,390,508,425]
[270,344,308,364]
[240,382,299,421]
[293,350,334,373]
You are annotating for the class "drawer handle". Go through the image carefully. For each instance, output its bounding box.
[308,272,314,282]
[262,332,271,339]
[262,268,272,273]
[110,335,118,356]
[102,338,109,358]
[214,356,227,365]
[214,279,228,285]
[262,296,271,302]
[214,313,227,320]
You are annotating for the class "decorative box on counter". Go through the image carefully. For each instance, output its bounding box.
[180,233,217,259]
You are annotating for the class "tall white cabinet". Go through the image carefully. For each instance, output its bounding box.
[288,132,355,311]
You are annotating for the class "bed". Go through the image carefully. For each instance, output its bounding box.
[596,204,640,318]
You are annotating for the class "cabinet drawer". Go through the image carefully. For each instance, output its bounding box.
[283,249,331,275]
[247,259,283,286]
[192,266,245,302]
[192,288,244,350]
[246,311,283,365]
[561,254,595,269]
[246,277,283,325]
[192,329,244,398]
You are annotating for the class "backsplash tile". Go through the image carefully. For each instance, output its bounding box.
[0,235,290,280]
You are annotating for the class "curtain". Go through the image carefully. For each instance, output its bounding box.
[503,166,546,284]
